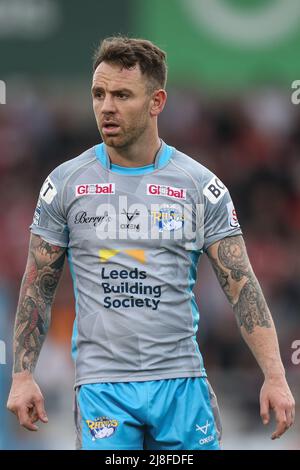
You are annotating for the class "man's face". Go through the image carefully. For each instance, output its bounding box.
[92,61,153,149]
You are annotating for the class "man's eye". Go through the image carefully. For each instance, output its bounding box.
[94,92,104,99]
[117,93,129,99]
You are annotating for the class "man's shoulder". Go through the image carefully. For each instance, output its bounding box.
[170,146,215,184]
[49,146,97,184]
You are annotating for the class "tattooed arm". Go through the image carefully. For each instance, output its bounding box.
[7,234,66,431]
[207,235,295,440]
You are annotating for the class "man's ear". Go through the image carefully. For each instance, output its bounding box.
[150,89,167,117]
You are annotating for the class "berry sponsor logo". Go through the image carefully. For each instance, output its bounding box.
[147,184,186,200]
[76,183,115,196]
[74,210,111,227]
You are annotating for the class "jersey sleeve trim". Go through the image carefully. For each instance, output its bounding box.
[204,227,243,252]
[30,226,69,247]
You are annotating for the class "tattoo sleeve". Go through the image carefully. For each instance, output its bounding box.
[13,234,66,373]
[207,235,272,334]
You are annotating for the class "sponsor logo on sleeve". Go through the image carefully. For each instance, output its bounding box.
[203,176,227,204]
[40,177,57,204]
[226,201,240,228]
[76,183,115,196]
[33,199,41,225]
[147,184,186,200]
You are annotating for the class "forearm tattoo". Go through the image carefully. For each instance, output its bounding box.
[209,236,271,334]
[13,236,65,373]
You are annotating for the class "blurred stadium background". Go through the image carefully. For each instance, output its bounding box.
[0,0,299,450]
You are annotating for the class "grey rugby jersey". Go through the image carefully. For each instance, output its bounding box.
[30,141,242,386]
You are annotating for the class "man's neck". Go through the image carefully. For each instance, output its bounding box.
[106,133,161,168]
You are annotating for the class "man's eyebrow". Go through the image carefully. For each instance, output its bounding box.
[112,88,133,94]
[91,86,133,94]
[91,85,103,94]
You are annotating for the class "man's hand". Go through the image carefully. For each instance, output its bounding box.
[260,375,295,440]
[7,372,48,431]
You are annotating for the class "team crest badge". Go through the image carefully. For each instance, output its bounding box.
[86,416,119,440]
[151,207,184,232]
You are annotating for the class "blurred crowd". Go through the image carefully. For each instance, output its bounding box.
[0,84,299,448]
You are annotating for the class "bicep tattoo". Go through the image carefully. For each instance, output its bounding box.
[208,236,271,334]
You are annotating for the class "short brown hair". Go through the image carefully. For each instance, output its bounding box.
[93,36,167,92]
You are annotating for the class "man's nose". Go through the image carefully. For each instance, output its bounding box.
[101,94,116,114]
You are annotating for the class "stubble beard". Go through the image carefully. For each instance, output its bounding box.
[99,107,150,150]
[105,123,148,150]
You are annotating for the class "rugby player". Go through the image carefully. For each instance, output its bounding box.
[7,37,295,450]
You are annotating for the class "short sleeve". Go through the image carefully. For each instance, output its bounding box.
[202,173,242,251]
[30,172,69,247]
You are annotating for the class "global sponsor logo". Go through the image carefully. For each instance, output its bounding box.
[147,184,186,200]
[151,206,184,232]
[74,210,111,227]
[75,183,115,197]
[86,416,118,440]
[226,201,240,228]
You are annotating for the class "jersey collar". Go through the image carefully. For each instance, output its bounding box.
[95,140,174,174]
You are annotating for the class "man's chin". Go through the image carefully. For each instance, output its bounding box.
[101,134,116,145]
[101,135,127,149]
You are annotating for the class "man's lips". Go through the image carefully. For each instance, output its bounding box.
[102,122,121,135]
